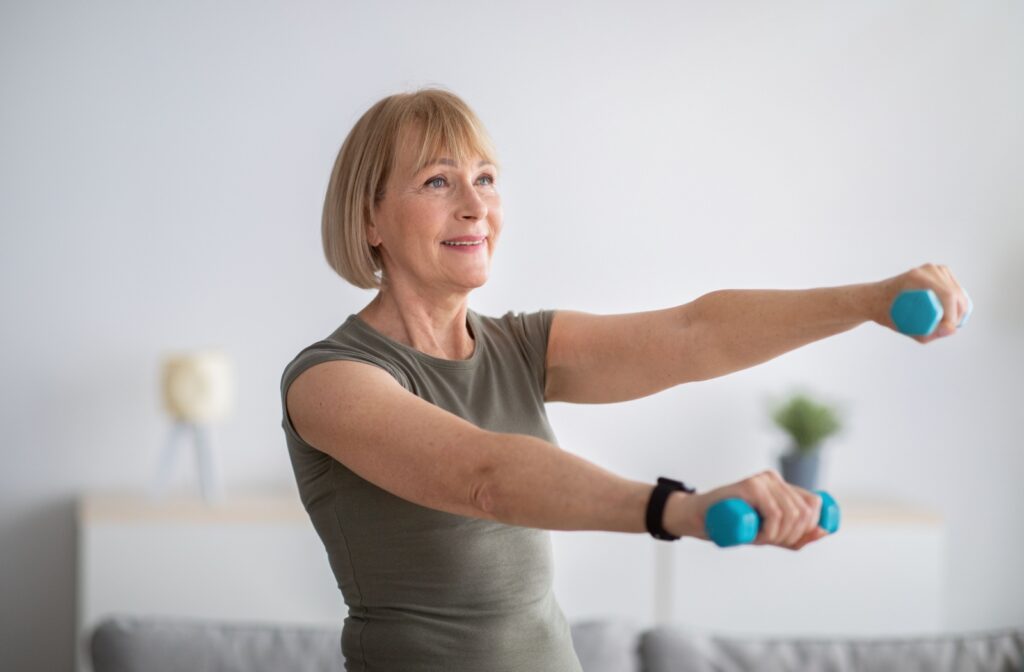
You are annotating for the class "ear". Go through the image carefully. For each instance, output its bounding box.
[365,220,380,247]
[366,188,386,248]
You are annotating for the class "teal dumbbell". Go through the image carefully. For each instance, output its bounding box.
[705,490,840,548]
[890,288,973,336]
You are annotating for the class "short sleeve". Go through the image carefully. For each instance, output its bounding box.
[279,345,408,447]
[499,309,556,396]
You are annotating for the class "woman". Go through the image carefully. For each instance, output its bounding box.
[280,87,970,670]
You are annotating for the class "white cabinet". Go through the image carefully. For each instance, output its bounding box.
[75,492,344,672]
[552,494,946,637]
[77,491,945,671]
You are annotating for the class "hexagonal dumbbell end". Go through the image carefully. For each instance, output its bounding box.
[705,490,841,548]
[890,288,973,336]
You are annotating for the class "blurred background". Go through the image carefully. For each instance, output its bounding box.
[2,0,1022,669]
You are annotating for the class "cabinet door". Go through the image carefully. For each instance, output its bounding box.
[76,495,345,672]
[666,518,945,636]
[552,499,945,637]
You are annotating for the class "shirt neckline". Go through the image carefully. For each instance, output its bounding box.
[344,308,485,370]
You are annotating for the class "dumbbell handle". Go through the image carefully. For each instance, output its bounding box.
[705,490,841,548]
[890,288,973,336]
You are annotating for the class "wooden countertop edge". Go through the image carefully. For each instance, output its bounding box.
[77,493,943,526]
[78,493,308,523]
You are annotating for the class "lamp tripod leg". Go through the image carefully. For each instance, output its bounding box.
[150,421,187,501]
[193,423,224,503]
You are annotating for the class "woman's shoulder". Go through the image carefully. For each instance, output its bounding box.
[472,307,555,333]
[473,307,556,344]
[280,316,410,395]
[471,308,556,383]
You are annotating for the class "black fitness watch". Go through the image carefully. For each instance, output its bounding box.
[645,477,697,541]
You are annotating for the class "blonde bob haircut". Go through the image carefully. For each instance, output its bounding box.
[322,87,500,290]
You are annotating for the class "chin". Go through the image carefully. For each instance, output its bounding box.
[457,270,489,290]
[457,261,491,287]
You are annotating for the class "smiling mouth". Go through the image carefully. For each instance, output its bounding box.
[441,240,486,247]
[441,235,487,247]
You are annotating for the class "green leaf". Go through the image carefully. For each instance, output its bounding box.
[770,392,842,454]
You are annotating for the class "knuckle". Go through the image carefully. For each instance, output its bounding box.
[747,475,769,494]
[799,513,813,531]
[801,490,820,506]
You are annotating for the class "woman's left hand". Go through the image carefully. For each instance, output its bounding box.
[871,263,971,344]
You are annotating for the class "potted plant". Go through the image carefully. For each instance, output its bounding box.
[768,390,844,490]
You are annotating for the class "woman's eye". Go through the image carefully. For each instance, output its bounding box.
[425,174,495,189]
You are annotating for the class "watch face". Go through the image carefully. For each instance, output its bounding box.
[161,351,232,422]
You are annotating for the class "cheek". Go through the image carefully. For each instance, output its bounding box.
[393,204,439,244]
[489,203,503,233]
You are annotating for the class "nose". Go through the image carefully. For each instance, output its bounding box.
[458,182,488,221]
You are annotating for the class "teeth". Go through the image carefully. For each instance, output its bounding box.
[442,240,484,246]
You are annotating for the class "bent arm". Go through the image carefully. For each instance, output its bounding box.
[286,359,681,534]
[545,283,879,403]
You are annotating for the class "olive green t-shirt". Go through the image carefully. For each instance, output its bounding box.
[279,308,583,671]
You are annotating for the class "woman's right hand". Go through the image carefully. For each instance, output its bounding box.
[665,469,830,551]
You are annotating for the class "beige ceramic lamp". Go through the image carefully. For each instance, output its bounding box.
[153,349,233,503]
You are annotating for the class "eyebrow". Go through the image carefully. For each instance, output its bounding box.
[421,158,494,170]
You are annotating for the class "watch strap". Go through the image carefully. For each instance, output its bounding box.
[645,476,696,541]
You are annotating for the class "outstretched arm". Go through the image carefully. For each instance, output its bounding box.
[544,264,971,404]
[286,335,836,549]
[681,282,878,379]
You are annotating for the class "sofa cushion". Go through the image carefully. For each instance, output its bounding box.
[570,618,642,672]
[90,615,641,672]
[89,616,344,672]
[640,625,1024,672]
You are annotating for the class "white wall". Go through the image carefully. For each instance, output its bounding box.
[2,0,1022,668]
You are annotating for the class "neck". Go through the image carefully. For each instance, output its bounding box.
[357,282,475,361]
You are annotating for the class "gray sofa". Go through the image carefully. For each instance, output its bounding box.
[87,615,1024,672]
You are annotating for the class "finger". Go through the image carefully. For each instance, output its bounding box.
[935,265,962,334]
[753,499,781,546]
[940,266,969,328]
[767,473,803,546]
[778,487,807,548]
[784,488,819,547]
[750,475,782,545]
[758,472,804,547]
[797,524,830,549]
[797,489,823,542]
[792,527,829,551]
[791,529,816,551]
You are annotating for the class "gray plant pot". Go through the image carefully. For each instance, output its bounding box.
[779,450,821,490]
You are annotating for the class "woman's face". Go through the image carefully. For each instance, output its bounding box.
[368,125,502,296]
